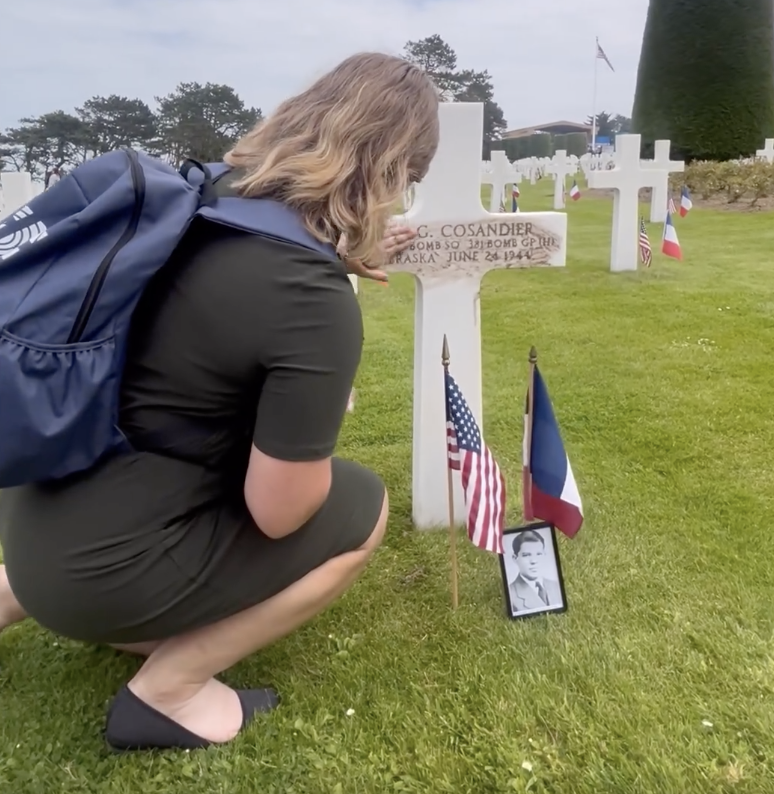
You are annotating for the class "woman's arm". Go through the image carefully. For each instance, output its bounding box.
[243,255,363,539]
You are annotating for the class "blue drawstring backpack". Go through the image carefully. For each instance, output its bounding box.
[0,148,338,488]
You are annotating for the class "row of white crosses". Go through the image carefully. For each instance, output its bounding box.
[643,140,684,223]
[480,150,522,212]
[390,102,567,527]
[513,157,542,185]
[478,134,688,273]
[588,133,685,272]
[545,150,578,210]
[580,151,615,176]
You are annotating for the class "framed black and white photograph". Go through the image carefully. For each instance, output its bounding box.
[499,523,567,620]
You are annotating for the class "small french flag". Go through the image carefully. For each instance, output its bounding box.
[679,186,692,217]
[523,363,583,539]
[512,186,519,212]
[569,180,581,201]
[661,212,682,260]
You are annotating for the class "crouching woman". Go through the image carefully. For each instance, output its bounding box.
[0,52,439,752]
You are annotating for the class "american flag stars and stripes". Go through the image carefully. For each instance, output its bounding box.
[596,39,615,72]
[445,371,505,555]
[639,217,652,267]
[668,196,677,216]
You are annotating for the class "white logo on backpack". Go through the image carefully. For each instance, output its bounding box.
[0,206,48,261]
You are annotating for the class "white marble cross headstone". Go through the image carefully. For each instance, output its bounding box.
[642,140,684,224]
[546,150,574,210]
[0,172,35,221]
[587,134,659,273]
[388,102,567,528]
[481,150,516,212]
[756,138,774,163]
[528,158,538,185]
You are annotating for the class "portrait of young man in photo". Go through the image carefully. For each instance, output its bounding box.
[503,527,565,617]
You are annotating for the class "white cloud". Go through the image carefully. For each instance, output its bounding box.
[4,0,649,131]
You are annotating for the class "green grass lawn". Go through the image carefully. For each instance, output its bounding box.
[2,181,774,793]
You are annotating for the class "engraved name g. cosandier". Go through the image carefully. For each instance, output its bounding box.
[387,219,563,278]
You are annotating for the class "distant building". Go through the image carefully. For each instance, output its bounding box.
[502,121,591,140]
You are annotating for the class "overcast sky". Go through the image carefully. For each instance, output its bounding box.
[5,0,650,133]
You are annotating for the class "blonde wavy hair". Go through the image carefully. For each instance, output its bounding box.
[224,52,440,263]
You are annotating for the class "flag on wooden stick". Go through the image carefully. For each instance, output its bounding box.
[679,186,693,217]
[444,365,506,555]
[523,349,584,539]
[639,217,653,268]
[661,212,682,260]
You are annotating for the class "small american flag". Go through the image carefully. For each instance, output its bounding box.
[639,217,652,267]
[596,38,615,72]
[445,371,506,554]
[668,196,677,215]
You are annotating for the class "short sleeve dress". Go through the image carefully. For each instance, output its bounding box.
[0,178,385,645]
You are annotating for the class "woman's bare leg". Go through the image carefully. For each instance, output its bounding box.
[0,564,27,631]
[127,491,389,743]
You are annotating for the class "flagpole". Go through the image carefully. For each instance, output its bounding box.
[523,346,538,522]
[442,334,459,611]
[591,37,599,151]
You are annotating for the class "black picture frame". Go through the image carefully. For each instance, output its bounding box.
[499,523,568,620]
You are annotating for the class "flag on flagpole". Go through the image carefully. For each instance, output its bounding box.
[523,364,583,539]
[680,186,693,217]
[445,371,506,554]
[668,196,677,216]
[596,38,615,72]
[639,217,652,267]
[661,212,682,259]
[569,180,581,201]
[512,185,519,212]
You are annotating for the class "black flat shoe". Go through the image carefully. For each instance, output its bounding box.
[105,684,280,752]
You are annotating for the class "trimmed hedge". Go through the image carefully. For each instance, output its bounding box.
[632,0,774,161]
[497,132,586,160]
[677,160,774,206]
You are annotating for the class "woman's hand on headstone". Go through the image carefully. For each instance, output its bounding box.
[380,224,416,261]
[337,225,417,282]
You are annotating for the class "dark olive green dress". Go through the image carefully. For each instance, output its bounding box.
[0,182,384,644]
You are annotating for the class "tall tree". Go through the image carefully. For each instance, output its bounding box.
[403,36,507,155]
[403,34,459,97]
[613,114,632,134]
[77,95,157,156]
[2,111,91,182]
[585,112,632,138]
[632,0,774,160]
[586,111,615,138]
[153,82,262,166]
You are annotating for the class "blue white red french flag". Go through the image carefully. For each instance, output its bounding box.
[661,212,682,260]
[522,365,583,538]
[679,186,692,217]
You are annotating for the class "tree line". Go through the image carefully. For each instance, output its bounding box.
[0,36,506,184]
[0,83,262,185]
